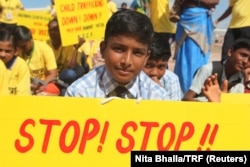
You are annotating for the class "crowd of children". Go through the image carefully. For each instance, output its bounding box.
[1,1,250,103]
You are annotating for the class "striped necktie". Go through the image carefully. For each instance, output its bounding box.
[112,86,127,98]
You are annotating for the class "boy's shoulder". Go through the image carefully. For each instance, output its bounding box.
[138,71,169,100]
[195,62,214,77]
[71,65,105,87]
[163,70,179,80]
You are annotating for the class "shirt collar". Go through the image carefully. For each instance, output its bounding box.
[221,65,244,84]
[101,67,139,98]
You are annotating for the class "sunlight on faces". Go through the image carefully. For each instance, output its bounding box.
[227,48,250,72]
[101,35,150,85]
[143,59,168,80]
[17,40,33,55]
[48,21,60,40]
[0,41,16,64]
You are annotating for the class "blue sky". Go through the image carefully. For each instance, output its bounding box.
[22,0,230,28]
[22,0,50,8]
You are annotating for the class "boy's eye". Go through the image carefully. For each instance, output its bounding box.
[144,63,154,68]
[158,65,167,69]
[113,46,124,52]
[133,50,144,57]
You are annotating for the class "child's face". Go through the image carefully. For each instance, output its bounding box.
[143,59,168,81]
[48,21,60,41]
[228,48,250,72]
[101,35,150,85]
[0,41,16,64]
[17,40,33,55]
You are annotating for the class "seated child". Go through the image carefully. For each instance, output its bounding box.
[0,29,30,95]
[143,36,182,100]
[183,38,250,101]
[14,25,59,96]
[65,10,169,100]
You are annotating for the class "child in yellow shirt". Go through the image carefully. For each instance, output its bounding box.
[0,28,30,95]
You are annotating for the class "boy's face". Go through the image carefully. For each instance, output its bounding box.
[48,21,61,42]
[228,48,250,72]
[17,40,33,55]
[143,59,168,81]
[100,35,150,85]
[0,41,16,64]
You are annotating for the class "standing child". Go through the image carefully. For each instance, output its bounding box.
[143,36,182,100]
[65,10,169,100]
[0,29,30,95]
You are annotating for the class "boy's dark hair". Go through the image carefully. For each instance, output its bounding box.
[121,2,127,7]
[0,28,17,49]
[104,10,154,46]
[48,18,58,27]
[149,36,171,61]
[231,37,250,52]
[14,25,32,42]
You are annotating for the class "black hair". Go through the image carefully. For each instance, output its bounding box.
[121,2,127,7]
[149,36,171,61]
[232,38,250,51]
[48,18,58,27]
[104,10,154,46]
[0,28,17,49]
[13,25,33,42]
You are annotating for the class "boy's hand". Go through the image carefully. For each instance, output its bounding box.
[73,36,85,49]
[151,76,162,87]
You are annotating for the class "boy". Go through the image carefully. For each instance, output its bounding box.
[183,38,250,101]
[14,25,59,95]
[143,37,182,100]
[65,10,169,100]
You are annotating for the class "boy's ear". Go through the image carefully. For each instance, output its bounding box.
[100,41,106,59]
[227,48,233,57]
[14,49,18,56]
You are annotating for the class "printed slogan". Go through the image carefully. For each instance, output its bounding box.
[0,95,250,166]
[55,0,108,46]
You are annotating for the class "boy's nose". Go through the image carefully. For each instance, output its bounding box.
[121,52,132,65]
[0,51,5,58]
[150,68,158,76]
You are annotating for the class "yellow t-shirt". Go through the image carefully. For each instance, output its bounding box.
[78,40,92,69]
[149,0,176,33]
[6,56,30,95]
[0,0,24,24]
[21,40,57,80]
[229,0,250,28]
[47,40,82,73]
[0,60,8,95]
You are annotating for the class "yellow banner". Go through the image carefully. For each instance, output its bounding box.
[55,0,108,46]
[0,95,249,166]
[222,93,250,103]
[17,11,52,41]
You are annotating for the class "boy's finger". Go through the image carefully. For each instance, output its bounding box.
[221,80,228,93]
